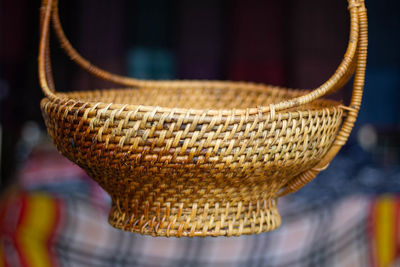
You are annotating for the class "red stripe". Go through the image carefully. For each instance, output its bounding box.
[395,196,400,261]
[13,193,29,267]
[0,194,10,267]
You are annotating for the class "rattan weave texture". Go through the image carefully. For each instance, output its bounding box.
[38,0,367,237]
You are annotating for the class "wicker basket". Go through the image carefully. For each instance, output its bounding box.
[38,0,367,237]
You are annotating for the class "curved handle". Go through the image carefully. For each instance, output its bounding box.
[38,0,55,99]
[279,0,367,197]
[40,0,362,113]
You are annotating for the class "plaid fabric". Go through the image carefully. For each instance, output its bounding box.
[1,146,400,266]
[67,195,372,267]
[1,189,376,267]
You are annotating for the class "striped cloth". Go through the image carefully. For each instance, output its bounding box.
[369,195,400,267]
[1,189,399,267]
[1,148,400,266]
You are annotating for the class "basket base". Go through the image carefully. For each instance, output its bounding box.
[108,199,281,237]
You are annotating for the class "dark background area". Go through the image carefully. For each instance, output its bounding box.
[1,0,399,189]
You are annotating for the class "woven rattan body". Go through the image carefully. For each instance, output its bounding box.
[41,88,342,236]
[38,0,367,237]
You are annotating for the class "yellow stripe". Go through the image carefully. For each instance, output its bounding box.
[17,193,56,267]
[375,195,396,267]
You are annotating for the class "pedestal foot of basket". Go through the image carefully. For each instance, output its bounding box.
[108,199,282,237]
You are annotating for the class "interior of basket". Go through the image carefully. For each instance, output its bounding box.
[59,85,340,110]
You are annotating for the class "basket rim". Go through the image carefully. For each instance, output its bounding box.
[49,85,344,117]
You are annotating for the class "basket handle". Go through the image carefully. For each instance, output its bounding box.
[40,0,361,112]
[38,0,55,99]
[279,0,367,197]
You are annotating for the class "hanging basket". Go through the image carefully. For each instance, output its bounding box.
[38,0,367,237]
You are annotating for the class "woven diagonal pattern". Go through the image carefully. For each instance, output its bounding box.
[38,0,367,237]
[41,86,343,236]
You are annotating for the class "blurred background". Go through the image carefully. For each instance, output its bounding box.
[0,0,399,266]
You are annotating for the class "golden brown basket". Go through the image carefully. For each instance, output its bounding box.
[38,0,367,237]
